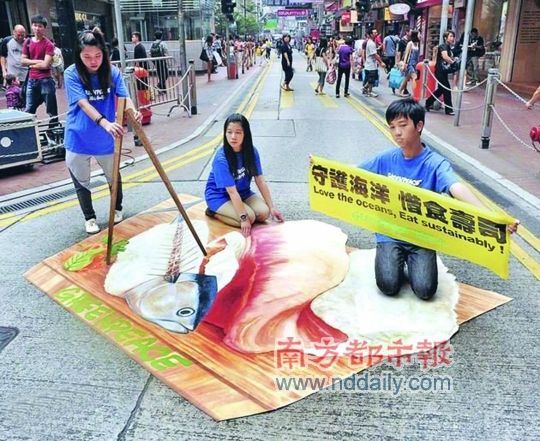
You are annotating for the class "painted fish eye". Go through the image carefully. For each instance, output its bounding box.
[176,307,195,317]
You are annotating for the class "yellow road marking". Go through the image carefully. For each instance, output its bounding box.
[0,149,214,228]
[348,94,540,278]
[280,89,294,109]
[310,82,338,108]
[511,242,540,280]
[346,96,395,143]
[0,63,272,229]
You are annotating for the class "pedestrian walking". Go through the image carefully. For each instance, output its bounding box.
[132,31,148,70]
[204,113,284,237]
[382,30,399,72]
[110,37,120,62]
[464,28,485,85]
[425,30,458,115]
[335,37,353,98]
[280,34,294,91]
[265,39,272,60]
[314,38,330,95]
[305,37,315,72]
[362,29,386,97]
[64,29,141,234]
[395,28,411,95]
[150,30,168,92]
[203,35,214,82]
[397,30,419,97]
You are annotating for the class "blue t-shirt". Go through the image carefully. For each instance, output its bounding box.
[205,146,263,212]
[64,65,129,155]
[359,144,458,243]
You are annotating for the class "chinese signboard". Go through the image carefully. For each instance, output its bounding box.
[309,156,514,278]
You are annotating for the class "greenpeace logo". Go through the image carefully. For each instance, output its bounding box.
[387,173,422,187]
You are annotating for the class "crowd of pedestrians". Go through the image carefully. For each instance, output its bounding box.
[283,24,500,116]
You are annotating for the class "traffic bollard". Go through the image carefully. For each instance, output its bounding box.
[480,68,499,149]
[189,60,197,115]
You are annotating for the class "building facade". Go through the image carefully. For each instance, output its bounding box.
[331,0,538,86]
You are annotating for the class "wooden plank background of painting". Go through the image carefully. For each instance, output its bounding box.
[25,195,512,420]
[24,263,268,421]
[33,197,323,409]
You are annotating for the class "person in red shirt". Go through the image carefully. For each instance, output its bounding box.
[20,15,58,127]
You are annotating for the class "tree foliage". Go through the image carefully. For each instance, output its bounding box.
[213,0,261,37]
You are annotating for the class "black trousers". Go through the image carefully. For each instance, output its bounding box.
[336,66,351,95]
[155,60,169,90]
[70,171,123,221]
[282,64,294,85]
[426,72,453,113]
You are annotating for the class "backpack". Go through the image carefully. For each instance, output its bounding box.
[150,41,164,58]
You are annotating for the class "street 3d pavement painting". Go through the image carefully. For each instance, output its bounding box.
[25,194,510,421]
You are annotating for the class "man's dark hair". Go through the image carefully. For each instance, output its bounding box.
[471,28,478,33]
[443,30,455,40]
[385,98,425,127]
[132,31,141,41]
[155,30,163,40]
[31,15,48,27]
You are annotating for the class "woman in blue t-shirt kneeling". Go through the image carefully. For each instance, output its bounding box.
[64,29,141,234]
[205,113,284,236]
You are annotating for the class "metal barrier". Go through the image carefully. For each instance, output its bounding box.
[418,66,538,152]
[113,55,194,118]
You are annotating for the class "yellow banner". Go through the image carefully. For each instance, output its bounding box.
[309,156,514,278]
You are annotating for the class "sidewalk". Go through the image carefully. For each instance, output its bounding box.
[0,63,261,197]
[350,71,540,201]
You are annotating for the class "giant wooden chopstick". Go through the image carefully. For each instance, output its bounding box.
[114,108,208,259]
[106,97,126,265]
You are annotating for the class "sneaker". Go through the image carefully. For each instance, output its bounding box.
[336,94,340,98]
[114,210,123,224]
[368,92,379,97]
[85,218,100,234]
[445,111,455,116]
[344,93,350,97]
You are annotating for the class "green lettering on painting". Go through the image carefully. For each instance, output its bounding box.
[137,344,171,362]
[70,293,102,314]
[94,312,124,332]
[151,353,192,371]
[85,305,112,322]
[108,319,133,338]
[126,337,158,355]
[54,286,84,304]
[116,328,147,344]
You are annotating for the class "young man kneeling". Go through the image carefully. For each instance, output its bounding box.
[359,98,519,300]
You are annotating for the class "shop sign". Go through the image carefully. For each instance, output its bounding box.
[278,8,308,16]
